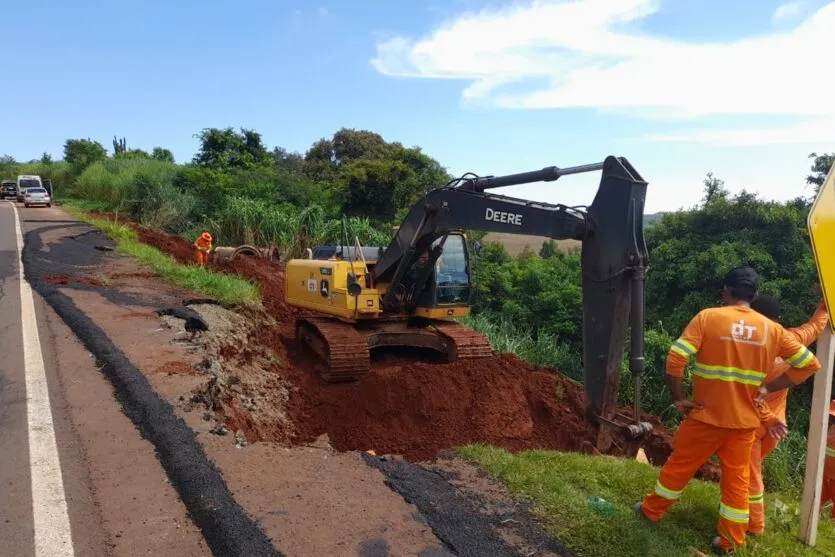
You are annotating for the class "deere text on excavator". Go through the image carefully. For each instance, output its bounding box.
[285,156,653,454]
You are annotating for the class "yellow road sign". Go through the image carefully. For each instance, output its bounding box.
[808,162,835,333]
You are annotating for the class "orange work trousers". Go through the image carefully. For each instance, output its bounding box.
[641,417,756,552]
[748,425,780,534]
[195,249,208,266]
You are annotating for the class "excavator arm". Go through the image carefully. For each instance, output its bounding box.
[370,156,652,452]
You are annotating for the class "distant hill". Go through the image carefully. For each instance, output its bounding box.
[643,212,666,228]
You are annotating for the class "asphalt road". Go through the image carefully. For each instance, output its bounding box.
[0,201,208,557]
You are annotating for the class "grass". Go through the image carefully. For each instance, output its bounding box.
[64,203,261,306]
[457,444,835,557]
[461,312,583,381]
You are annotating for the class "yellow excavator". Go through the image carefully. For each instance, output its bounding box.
[284,156,652,452]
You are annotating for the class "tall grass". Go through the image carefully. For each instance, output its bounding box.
[208,196,391,257]
[69,159,393,256]
[461,312,583,380]
[73,159,197,232]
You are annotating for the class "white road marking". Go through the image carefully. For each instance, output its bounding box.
[12,204,75,556]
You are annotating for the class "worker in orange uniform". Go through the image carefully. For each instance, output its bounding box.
[633,267,821,555]
[746,291,829,535]
[819,400,835,520]
[194,232,212,267]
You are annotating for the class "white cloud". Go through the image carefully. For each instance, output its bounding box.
[772,1,805,23]
[370,0,834,144]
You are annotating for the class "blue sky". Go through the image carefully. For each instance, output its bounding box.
[1,0,832,212]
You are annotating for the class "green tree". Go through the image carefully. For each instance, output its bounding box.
[113,136,127,156]
[388,143,452,192]
[63,138,107,175]
[302,128,389,181]
[540,239,559,258]
[151,147,175,163]
[270,146,304,174]
[40,152,53,165]
[335,159,419,222]
[192,127,270,171]
[806,152,834,194]
[701,172,729,207]
[645,191,817,334]
[0,154,18,177]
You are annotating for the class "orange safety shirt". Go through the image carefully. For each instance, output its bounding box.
[760,300,829,425]
[194,236,212,252]
[667,305,820,429]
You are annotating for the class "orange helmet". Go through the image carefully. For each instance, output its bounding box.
[201,232,212,242]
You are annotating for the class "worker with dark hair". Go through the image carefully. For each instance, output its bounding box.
[634,266,821,554]
[746,290,829,535]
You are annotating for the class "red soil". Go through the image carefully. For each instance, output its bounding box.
[154,361,198,376]
[118,217,720,481]
[46,275,108,287]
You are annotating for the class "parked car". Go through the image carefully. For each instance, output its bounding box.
[1,180,15,199]
[16,174,43,202]
[23,187,51,208]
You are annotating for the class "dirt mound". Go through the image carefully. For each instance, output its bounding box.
[212,257,303,322]
[121,219,719,480]
[135,226,196,265]
[286,351,595,460]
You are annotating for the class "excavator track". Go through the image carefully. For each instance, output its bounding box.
[431,321,494,360]
[295,317,371,382]
[296,317,494,383]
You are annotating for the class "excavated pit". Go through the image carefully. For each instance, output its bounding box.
[113,218,720,481]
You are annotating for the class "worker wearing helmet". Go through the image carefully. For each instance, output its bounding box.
[194,232,213,267]
[820,400,835,520]
[634,267,821,554]
[746,291,829,535]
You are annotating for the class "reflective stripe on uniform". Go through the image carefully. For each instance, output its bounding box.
[670,339,697,358]
[692,363,767,386]
[788,346,815,368]
[749,492,764,505]
[719,502,750,524]
[654,480,683,501]
[826,447,835,458]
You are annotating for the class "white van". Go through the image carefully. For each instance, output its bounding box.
[16,175,43,202]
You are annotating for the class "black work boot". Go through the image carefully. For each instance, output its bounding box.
[710,536,732,554]
[633,502,657,526]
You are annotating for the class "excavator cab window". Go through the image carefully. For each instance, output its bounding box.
[433,234,470,305]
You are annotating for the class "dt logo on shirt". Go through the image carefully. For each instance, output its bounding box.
[722,318,767,346]
[731,319,757,340]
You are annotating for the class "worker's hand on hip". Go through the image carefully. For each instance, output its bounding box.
[673,400,703,416]
[768,421,788,440]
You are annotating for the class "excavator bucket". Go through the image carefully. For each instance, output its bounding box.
[580,157,653,456]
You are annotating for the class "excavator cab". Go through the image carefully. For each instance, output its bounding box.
[402,233,473,316]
